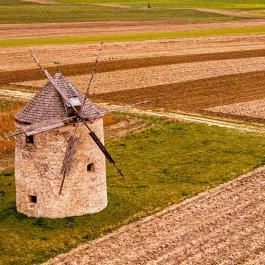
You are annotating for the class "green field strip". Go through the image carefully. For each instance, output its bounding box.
[2,26,265,47]
[59,0,265,9]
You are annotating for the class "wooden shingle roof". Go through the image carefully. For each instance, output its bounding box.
[15,72,104,124]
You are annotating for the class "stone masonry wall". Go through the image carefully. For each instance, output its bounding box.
[15,119,107,218]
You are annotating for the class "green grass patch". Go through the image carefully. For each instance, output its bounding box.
[1,117,265,264]
[2,25,265,47]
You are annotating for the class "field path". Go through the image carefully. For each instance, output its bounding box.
[2,87,265,133]
[194,8,265,18]
[43,166,265,265]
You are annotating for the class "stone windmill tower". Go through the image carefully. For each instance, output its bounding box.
[9,55,124,218]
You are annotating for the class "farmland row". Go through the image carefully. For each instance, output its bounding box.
[92,70,265,123]
[13,57,265,94]
[2,34,265,72]
[44,166,265,265]
[3,49,265,85]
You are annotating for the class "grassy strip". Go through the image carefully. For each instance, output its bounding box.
[1,116,265,264]
[60,0,265,9]
[2,26,265,47]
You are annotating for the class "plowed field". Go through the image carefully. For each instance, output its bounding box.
[92,70,265,122]
[44,167,265,265]
[2,28,265,123]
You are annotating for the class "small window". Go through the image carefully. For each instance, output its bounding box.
[87,163,95,172]
[26,135,34,144]
[29,195,37,204]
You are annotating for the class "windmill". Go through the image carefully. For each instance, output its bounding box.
[6,46,146,218]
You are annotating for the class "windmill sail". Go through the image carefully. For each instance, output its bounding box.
[59,136,78,195]
[32,54,124,181]
[89,131,124,178]
[4,117,74,139]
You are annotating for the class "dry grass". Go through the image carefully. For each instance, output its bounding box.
[0,100,24,154]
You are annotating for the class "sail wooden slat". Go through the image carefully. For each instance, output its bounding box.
[25,120,65,136]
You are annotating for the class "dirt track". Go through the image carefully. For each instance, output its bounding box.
[43,166,265,265]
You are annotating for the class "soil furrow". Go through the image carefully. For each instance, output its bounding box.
[109,189,265,264]
[3,49,265,85]
[92,70,265,123]
[43,168,265,265]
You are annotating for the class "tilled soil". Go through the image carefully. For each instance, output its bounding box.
[207,99,265,120]
[14,57,265,94]
[2,34,265,72]
[92,70,265,116]
[43,167,265,265]
[3,49,265,86]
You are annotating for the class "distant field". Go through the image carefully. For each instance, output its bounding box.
[60,0,265,9]
[2,25,265,47]
[0,0,253,24]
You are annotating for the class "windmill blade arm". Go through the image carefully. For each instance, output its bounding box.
[88,130,124,178]
[89,131,115,163]
[32,54,75,109]
[81,42,103,111]
[25,119,65,136]
[4,117,76,139]
[44,70,72,106]
[59,136,78,195]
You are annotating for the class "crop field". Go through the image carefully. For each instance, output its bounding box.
[3,3,265,265]
[2,32,265,122]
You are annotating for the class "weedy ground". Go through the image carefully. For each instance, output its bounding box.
[1,114,265,265]
[0,100,24,154]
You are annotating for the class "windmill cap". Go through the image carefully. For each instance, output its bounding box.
[15,72,104,124]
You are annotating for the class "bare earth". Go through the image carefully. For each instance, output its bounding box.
[207,99,265,120]
[43,166,265,265]
[2,34,265,72]
[15,57,265,94]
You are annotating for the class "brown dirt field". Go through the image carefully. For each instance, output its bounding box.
[43,166,265,265]
[2,34,265,72]
[3,49,265,86]
[207,99,265,121]
[92,70,265,123]
[14,57,265,94]
[3,20,265,40]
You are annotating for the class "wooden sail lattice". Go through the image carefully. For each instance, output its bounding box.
[59,136,78,195]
